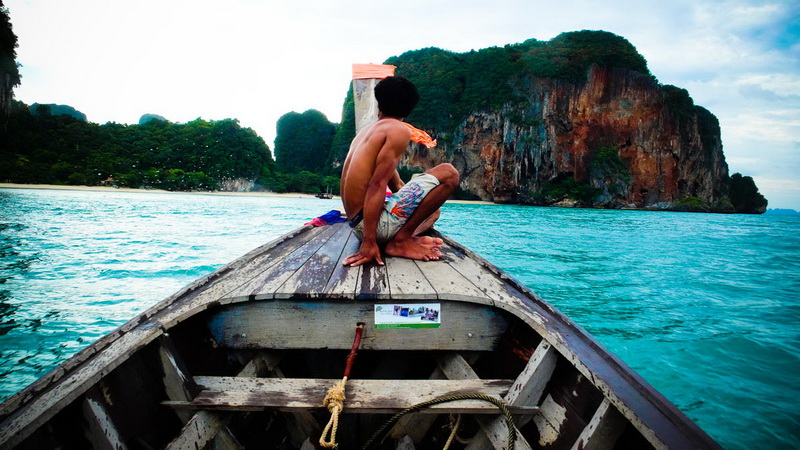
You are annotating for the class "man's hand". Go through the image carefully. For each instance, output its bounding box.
[343,240,384,267]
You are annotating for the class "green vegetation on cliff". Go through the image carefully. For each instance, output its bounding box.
[263,109,341,195]
[30,103,87,121]
[0,1,21,129]
[274,109,335,174]
[0,101,272,190]
[0,100,340,195]
[662,85,721,155]
[729,173,768,213]
[380,30,653,133]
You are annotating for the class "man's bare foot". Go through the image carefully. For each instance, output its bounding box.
[385,235,444,261]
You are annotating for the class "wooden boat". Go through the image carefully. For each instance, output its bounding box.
[316,186,334,199]
[0,222,720,449]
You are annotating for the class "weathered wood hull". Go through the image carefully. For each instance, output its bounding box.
[0,223,720,449]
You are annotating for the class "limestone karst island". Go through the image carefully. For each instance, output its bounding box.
[0,30,768,213]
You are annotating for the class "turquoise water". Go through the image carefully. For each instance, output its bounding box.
[1,188,799,449]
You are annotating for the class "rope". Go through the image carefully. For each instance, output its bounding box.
[360,393,516,450]
[319,323,364,448]
[320,376,348,448]
[442,414,461,450]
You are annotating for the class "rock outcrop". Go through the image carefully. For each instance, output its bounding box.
[401,66,732,210]
[29,103,87,121]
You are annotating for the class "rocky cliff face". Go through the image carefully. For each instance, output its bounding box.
[402,66,732,210]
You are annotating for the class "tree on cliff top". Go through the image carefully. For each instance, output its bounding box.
[274,109,336,174]
[0,0,22,130]
[730,173,768,214]
[521,30,651,81]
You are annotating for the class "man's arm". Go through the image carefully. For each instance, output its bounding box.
[388,170,405,193]
[343,125,410,267]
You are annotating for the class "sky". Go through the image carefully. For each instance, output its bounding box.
[6,0,800,209]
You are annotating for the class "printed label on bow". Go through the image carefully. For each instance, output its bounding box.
[374,303,441,329]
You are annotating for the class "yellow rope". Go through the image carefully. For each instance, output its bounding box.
[442,414,462,450]
[320,376,348,448]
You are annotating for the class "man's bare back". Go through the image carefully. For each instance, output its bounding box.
[339,77,459,267]
[340,119,409,220]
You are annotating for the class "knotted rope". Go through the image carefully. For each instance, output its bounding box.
[320,376,348,448]
[319,323,365,448]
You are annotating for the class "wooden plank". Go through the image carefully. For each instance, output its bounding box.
[209,429,243,450]
[160,335,248,449]
[435,353,533,450]
[164,354,272,450]
[436,242,540,311]
[155,226,333,331]
[505,339,558,424]
[209,225,329,304]
[436,352,480,380]
[270,366,320,448]
[414,245,492,303]
[465,339,558,450]
[165,411,230,450]
[82,389,128,450]
[276,223,353,298]
[159,336,199,424]
[357,260,391,299]
[385,256,437,300]
[206,300,509,351]
[223,224,340,301]
[172,377,525,414]
[237,354,319,448]
[388,354,481,443]
[234,351,285,377]
[323,225,362,298]
[388,367,446,442]
[388,353,487,444]
[532,394,570,448]
[570,399,626,450]
[159,335,200,400]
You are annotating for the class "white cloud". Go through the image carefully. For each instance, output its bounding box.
[753,176,800,209]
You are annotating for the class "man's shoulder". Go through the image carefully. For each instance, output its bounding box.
[373,118,412,138]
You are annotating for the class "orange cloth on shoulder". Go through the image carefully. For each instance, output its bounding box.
[403,123,437,148]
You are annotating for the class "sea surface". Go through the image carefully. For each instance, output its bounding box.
[1,188,798,449]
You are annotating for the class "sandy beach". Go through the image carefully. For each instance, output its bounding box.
[0,183,494,205]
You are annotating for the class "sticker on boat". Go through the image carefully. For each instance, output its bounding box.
[374,303,441,329]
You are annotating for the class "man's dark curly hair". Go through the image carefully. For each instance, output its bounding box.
[375,76,419,119]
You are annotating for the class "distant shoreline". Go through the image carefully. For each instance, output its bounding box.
[0,183,494,205]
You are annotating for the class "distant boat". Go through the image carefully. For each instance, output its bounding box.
[0,223,720,449]
[316,185,333,199]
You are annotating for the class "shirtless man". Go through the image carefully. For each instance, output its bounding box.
[340,76,459,267]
